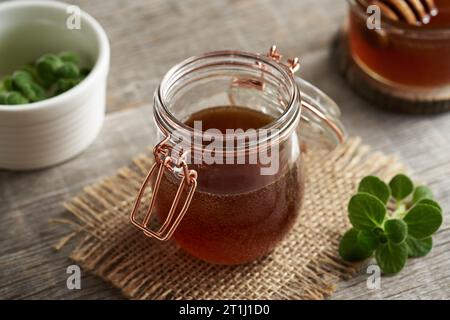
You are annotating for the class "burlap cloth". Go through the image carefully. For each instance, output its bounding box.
[54,137,405,299]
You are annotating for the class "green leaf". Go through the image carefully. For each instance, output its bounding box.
[412,186,434,204]
[375,242,408,274]
[389,174,414,201]
[12,71,46,102]
[373,227,388,245]
[0,91,8,104]
[59,51,80,64]
[358,176,391,204]
[403,204,443,239]
[406,236,433,258]
[357,230,379,251]
[384,219,407,244]
[35,53,64,85]
[20,64,39,82]
[57,62,80,79]
[417,199,442,212]
[348,193,386,231]
[55,78,82,95]
[5,91,29,105]
[339,228,373,262]
[3,76,13,91]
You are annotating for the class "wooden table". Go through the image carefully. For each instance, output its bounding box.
[0,0,449,299]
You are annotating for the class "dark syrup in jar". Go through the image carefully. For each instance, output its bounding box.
[154,106,304,265]
[348,0,450,87]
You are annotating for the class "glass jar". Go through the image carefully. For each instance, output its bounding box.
[347,0,450,99]
[130,47,346,265]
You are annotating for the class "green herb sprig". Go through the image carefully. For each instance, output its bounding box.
[339,174,443,274]
[0,52,89,105]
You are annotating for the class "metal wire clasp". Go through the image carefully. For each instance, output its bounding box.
[267,45,300,74]
[229,45,344,143]
[267,45,344,142]
[229,45,300,99]
[129,136,198,241]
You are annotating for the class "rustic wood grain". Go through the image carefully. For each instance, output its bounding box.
[68,0,347,113]
[0,0,449,299]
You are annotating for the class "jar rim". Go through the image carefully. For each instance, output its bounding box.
[154,49,301,150]
[347,0,450,38]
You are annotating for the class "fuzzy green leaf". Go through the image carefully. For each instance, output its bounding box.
[406,236,433,258]
[3,76,13,91]
[389,174,414,201]
[12,71,45,102]
[384,219,407,244]
[403,204,443,239]
[357,229,379,251]
[375,242,408,274]
[412,186,434,204]
[59,51,80,64]
[35,53,64,85]
[57,62,80,79]
[0,91,8,104]
[358,176,391,204]
[417,199,442,211]
[5,91,29,105]
[339,228,373,262]
[348,193,386,231]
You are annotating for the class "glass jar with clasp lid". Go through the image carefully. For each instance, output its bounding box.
[130,46,346,265]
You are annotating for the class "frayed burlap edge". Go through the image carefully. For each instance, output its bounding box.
[52,137,406,300]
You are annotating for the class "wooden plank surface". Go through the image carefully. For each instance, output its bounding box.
[70,0,347,114]
[0,0,449,299]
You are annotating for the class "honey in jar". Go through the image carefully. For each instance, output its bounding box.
[347,0,450,88]
[155,106,304,265]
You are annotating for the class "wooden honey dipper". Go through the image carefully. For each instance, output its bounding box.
[357,0,438,25]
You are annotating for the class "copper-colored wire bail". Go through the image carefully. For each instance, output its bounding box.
[267,45,300,74]
[129,136,197,241]
[266,45,344,143]
[229,46,345,143]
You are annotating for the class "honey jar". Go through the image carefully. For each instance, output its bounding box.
[130,47,346,265]
[345,0,450,113]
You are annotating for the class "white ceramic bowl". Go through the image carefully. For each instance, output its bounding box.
[0,0,110,170]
